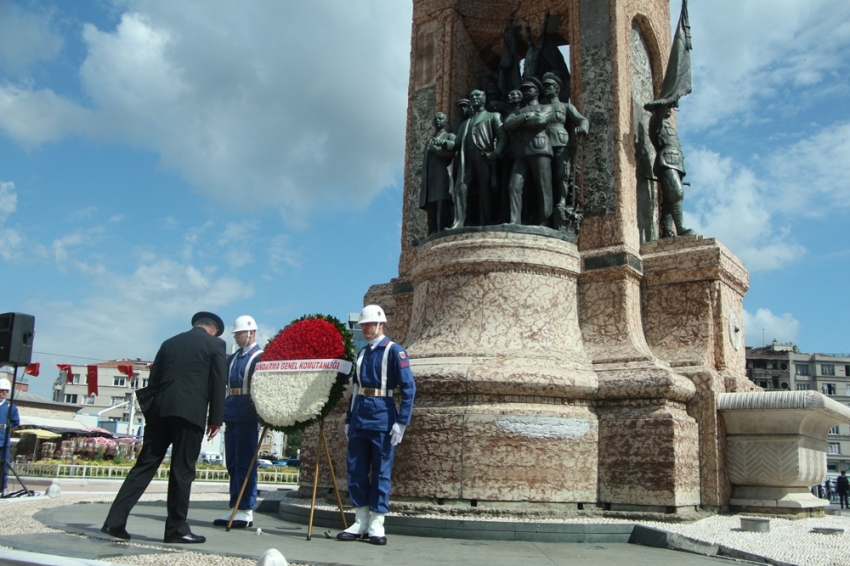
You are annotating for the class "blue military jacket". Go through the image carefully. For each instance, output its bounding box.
[346,337,416,431]
[0,399,20,443]
[224,343,263,423]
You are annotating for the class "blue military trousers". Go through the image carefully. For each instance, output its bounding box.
[346,428,396,514]
[0,432,10,490]
[224,420,259,510]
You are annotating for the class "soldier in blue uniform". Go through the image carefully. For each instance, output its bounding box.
[213,315,264,528]
[336,305,416,546]
[0,377,21,493]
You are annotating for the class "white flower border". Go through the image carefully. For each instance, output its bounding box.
[251,370,341,427]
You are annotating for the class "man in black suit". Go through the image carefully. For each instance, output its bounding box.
[101,312,227,544]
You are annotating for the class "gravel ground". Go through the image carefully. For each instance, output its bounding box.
[3,492,850,566]
[643,514,850,566]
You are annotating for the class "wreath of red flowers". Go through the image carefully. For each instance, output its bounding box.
[257,313,354,434]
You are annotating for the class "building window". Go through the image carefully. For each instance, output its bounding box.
[64,394,78,404]
[795,364,810,376]
[756,379,769,388]
[828,463,838,471]
[830,426,840,435]
[796,383,810,391]
[828,443,840,454]
[111,396,124,406]
[142,378,149,388]
[846,384,850,397]
[113,375,126,386]
[846,365,850,377]
[86,395,96,405]
[822,364,835,376]
[130,377,139,389]
[823,383,837,395]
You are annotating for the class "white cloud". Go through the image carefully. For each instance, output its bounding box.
[0,227,23,261]
[0,180,23,261]
[52,227,106,273]
[765,121,850,214]
[267,235,301,274]
[744,307,800,347]
[0,85,95,147]
[685,0,850,130]
[0,2,64,75]
[0,1,412,220]
[685,147,806,271]
[0,180,16,222]
[684,114,850,273]
[28,257,251,362]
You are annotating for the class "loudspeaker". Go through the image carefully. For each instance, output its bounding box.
[0,312,35,366]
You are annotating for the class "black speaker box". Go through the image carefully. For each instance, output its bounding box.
[0,312,35,366]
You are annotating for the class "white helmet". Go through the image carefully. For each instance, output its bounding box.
[359,305,387,324]
[232,315,257,334]
[0,378,11,391]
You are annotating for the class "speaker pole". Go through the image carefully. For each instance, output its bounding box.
[1,364,34,498]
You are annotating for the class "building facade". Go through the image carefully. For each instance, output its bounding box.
[51,359,151,435]
[747,342,850,475]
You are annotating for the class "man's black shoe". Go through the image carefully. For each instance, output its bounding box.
[100,525,131,541]
[336,531,364,541]
[164,532,206,544]
[368,535,388,545]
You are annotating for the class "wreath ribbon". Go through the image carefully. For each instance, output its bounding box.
[255,359,353,374]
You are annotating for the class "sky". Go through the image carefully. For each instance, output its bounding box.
[1,0,849,400]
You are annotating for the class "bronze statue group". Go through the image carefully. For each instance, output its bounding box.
[420,71,588,237]
[421,8,697,241]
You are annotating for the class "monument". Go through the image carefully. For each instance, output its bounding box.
[295,0,850,519]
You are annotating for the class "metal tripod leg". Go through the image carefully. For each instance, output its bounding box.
[320,421,348,531]
[306,423,322,541]
[307,419,348,540]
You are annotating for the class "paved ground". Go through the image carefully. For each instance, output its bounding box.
[1,479,849,565]
[8,500,734,566]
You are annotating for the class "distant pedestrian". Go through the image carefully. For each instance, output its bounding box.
[837,471,850,509]
[825,479,834,502]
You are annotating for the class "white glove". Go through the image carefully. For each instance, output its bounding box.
[344,424,349,440]
[390,423,407,446]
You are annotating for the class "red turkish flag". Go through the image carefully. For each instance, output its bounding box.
[24,363,40,377]
[86,365,99,397]
[57,364,73,383]
[117,364,135,378]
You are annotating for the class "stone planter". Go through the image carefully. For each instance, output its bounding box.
[718,391,850,513]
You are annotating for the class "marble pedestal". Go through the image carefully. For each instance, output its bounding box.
[641,236,756,509]
[396,230,599,503]
[719,391,850,515]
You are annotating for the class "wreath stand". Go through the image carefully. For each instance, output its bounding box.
[225,420,348,540]
[306,419,347,540]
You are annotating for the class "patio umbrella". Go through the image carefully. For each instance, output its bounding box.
[14,429,61,461]
[17,429,61,440]
[85,427,115,438]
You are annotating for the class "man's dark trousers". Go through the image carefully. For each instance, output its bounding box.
[104,416,204,538]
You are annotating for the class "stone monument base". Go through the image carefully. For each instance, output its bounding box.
[729,486,828,514]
